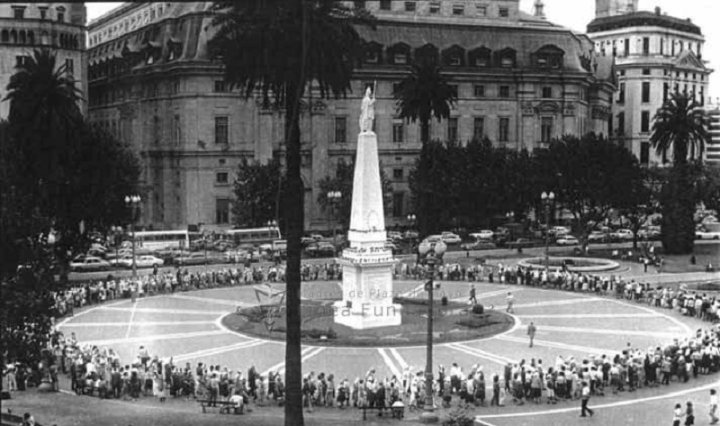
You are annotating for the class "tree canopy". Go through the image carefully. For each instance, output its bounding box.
[232,158,285,229]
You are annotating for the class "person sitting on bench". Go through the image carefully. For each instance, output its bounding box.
[228,390,244,414]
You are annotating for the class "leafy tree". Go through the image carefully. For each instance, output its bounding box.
[1,50,140,367]
[695,164,720,214]
[210,3,372,423]
[316,159,393,231]
[232,158,285,229]
[620,166,666,249]
[651,93,709,254]
[535,134,643,245]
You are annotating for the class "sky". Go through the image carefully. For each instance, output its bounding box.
[85,0,719,101]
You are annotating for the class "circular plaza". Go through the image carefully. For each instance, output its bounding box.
[52,275,720,425]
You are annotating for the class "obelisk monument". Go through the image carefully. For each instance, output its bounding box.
[333,85,401,329]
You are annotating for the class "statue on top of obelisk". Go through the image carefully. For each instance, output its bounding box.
[359,84,375,133]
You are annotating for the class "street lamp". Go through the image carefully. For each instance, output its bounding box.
[417,239,447,423]
[110,225,124,266]
[124,195,141,278]
[541,191,555,271]
[327,190,342,242]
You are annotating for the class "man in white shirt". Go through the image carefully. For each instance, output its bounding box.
[580,381,594,417]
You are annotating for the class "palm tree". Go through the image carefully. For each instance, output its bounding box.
[650,92,708,254]
[650,92,708,165]
[394,61,456,145]
[5,49,82,134]
[210,2,372,425]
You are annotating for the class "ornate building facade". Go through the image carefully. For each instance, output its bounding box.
[707,99,720,164]
[0,3,86,119]
[87,1,615,231]
[587,0,713,165]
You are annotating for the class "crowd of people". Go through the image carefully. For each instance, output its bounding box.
[5,257,720,422]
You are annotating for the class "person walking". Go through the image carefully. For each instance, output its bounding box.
[527,322,537,348]
[673,402,684,426]
[506,292,514,314]
[685,401,694,426]
[580,381,594,418]
[469,285,477,305]
[710,389,719,425]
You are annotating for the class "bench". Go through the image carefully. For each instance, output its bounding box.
[197,400,243,414]
[359,404,387,420]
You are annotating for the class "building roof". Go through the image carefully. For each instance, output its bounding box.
[587,11,702,35]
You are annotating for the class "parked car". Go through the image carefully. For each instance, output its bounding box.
[610,229,634,241]
[441,232,462,245]
[556,235,580,246]
[506,238,540,249]
[549,226,571,237]
[588,231,609,243]
[387,231,403,242]
[637,226,661,240]
[70,256,111,272]
[305,242,336,258]
[696,231,720,240]
[470,230,494,240]
[460,240,496,251]
[403,230,419,240]
[301,236,316,247]
[385,241,399,254]
[175,252,211,266]
[421,235,443,245]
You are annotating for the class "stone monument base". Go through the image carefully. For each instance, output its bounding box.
[333,300,402,329]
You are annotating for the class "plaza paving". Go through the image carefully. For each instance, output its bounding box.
[47,268,720,425]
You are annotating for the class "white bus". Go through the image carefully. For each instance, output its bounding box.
[134,230,199,251]
[224,227,282,246]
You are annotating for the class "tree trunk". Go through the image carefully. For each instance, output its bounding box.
[420,120,430,145]
[284,84,304,426]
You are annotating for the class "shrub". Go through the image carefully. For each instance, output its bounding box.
[455,316,492,329]
[471,304,484,315]
[442,407,475,426]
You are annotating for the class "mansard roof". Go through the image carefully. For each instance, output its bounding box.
[587,11,702,36]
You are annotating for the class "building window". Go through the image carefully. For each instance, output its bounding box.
[624,38,630,56]
[15,55,29,67]
[334,117,347,143]
[449,85,458,98]
[617,112,625,135]
[214,80,227,92]
[172,114,181,145]
[13,7,25,19]
[380,0,391,10]
[498,117,510,142]
[392,192,404,218]
[499,86,510,98]
[216,172,229,184]
[39,7,47,20]
[642,68,650,75]
[447,117,458,142]
[642,37,650,55]
[392,119,404,143]
[56,7,65,23]
[618,83,625,103]
[394,51,408,64]
[499,7,509,17]
[393,168,404,179]
[65,58,74,75]
[404,1,416,12]
[542,87,552,98]
[215,116,229,144]
[473,117,485,140]
[216,198,230,224]
[663,83,669,101]
[641,82,650,103]
[541,117,553,143]
[474,85,485,97]
[641,111,650,133]
[452,4,465,15]
[476,4,487,16]
[429,2,441,13]
[640,142,650,164]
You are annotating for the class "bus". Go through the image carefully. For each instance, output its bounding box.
[133,230,200,251]
[224,227,282,247]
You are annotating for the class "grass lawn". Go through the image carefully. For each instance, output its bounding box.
[224,299,513,347]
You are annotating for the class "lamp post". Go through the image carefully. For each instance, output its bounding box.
[541,191,555,271]
[110,225,124,268]
[124,195,141,278]
[327,190,342,243]
[417,239,446,423]
[407,213,417,253]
